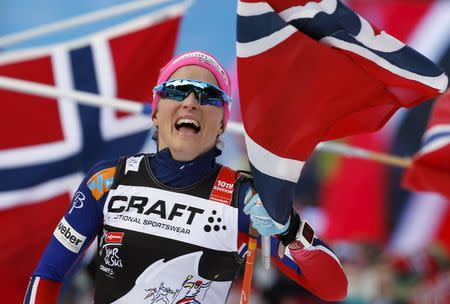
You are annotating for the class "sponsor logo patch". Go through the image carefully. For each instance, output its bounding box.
[104,247,123,268]
[69,191,85,214]
[87,167,115,200]
[125,156,144,175]
[100,264,115,277]
[99,230,125,278]
[104,186,239,252]
[204,209,227,233]
[174,52,229,86]
[107,196,204,226]
[105,231,124,245]
[53,217,86,253]
[209,167,235,205]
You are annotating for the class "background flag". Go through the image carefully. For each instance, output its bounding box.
[0,6,185,301]
[403,89,450,199]
[316,0,450,261]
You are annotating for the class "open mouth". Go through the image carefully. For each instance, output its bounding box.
[175,118,201,134]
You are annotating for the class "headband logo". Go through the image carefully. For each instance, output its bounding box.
[173,52,229,86]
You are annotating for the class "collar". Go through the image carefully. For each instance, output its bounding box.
[149,147,222,187]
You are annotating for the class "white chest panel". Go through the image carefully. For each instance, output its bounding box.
[103,185,238,252]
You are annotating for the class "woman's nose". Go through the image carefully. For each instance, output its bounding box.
[182,91,199,109]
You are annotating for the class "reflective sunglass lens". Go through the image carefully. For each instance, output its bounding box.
[154,79,231,107]
[163,88,187,101]
[198,95,223,107]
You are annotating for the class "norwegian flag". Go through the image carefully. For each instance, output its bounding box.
[237,0,448,224]
[403,89,450,199]
[0,6,185,301]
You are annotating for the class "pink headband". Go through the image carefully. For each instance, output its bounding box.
[152,50,232,128]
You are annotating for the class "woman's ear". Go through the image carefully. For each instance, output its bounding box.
[152,112,158,127]
[218,120,224,135]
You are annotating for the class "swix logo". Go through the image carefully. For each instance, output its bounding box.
[105,232,124,244]
[53,217,86,253]
[107,196,204,225]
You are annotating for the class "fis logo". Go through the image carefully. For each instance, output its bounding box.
[125,156,143,175]
[53,217,86,253]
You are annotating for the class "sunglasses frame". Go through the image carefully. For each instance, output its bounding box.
[153,79,232,107]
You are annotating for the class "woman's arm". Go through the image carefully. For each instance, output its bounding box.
[23,160,117,304]
[237,186,347,301]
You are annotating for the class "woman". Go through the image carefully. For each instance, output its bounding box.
[24,51,347,303]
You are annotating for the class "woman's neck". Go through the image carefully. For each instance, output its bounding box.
[149,147,221,187]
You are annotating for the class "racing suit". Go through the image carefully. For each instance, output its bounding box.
[24,147,347,303]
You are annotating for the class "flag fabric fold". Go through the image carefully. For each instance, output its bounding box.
[0,5,185,301]
[237,0,448,224]
[403,89,450,199]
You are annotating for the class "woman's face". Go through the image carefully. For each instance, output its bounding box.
[152,65,224,161]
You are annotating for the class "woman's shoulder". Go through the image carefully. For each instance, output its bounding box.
[85,158,120,178]
[86,153,150,178]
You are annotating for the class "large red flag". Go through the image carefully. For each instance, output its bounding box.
[321,134,388,244]
[237,0,447,224]
[403,89,450,199]
[0,5,185,302]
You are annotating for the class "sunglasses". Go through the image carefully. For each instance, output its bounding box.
[153,79,232,107]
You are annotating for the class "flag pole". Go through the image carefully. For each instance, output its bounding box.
[0,76,150,114]
[316,141,412,168]
[226,122,412,168]
[0,75,412,168]
[0,0,183,48]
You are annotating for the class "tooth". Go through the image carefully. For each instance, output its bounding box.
[176,119,199,127]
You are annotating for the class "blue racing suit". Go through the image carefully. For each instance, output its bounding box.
[24,147,347,303]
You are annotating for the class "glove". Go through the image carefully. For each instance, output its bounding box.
[243,192,290,237]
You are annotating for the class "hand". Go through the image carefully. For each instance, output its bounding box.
[243,192,290,237]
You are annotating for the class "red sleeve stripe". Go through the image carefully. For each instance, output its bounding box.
[23,276,60,304]
[24,276,39,304]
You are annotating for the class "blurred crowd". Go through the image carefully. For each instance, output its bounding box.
[58,238,450,304]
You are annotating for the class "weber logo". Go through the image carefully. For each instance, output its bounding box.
[53,218,86,253]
